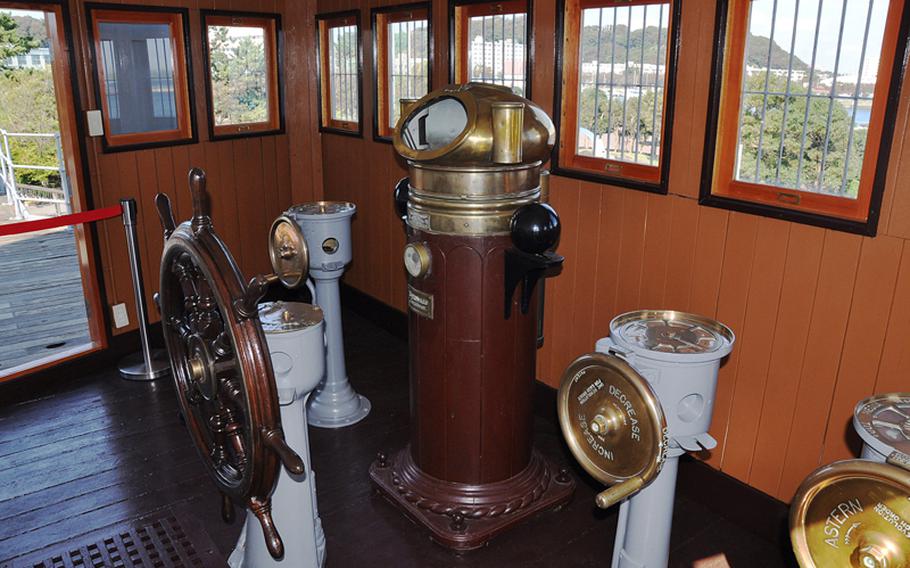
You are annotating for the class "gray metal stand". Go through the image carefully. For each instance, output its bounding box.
[118,198,170,381]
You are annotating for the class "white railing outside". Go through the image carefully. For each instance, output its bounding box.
[0,129,71,220]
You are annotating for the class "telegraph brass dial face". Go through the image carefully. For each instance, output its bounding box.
[288,200,355,216]
[557,353,667,487]
[856,394,910,457]
[268,215,308,289]
[611,310,734,355]
[791,460,910,568]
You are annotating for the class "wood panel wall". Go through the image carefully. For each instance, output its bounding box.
[61,0,322,336]
[316,0,910,502]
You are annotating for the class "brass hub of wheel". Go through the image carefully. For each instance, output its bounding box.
[185,333,217,402]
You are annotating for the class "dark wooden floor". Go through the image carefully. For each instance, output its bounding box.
[0,307,797,567]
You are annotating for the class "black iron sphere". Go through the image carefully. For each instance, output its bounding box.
[510,203,561,254]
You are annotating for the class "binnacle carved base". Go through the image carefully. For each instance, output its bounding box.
[369,447,575,550]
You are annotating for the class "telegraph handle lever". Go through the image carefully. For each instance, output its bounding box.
[595,476,645,509]
[887,450,910,471]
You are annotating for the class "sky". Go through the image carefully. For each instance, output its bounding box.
[1,9,45,19]
[582,0,887,83]
[748,0,887,80]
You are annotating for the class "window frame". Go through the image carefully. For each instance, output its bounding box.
[201,10,284,141]
[552,0,681,194]
[448,0,533,99]
[371,2,433,143]
[316,10,364,137]
[85,3,197,152]
[700,0,910,236]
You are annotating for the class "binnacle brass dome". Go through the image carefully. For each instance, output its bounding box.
[393,83,555,167]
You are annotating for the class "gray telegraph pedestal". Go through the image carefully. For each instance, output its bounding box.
[287,202,370,428]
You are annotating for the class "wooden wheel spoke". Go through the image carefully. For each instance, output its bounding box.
[212,331,233,358]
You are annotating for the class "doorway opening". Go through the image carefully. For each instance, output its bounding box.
[0,2,104,379]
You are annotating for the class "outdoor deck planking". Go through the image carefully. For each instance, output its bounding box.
[0,227,91,373]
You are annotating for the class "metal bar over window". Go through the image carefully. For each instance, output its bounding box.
[753,0,780,181]
[576,3,670,166]
[839,0,875,195]
[620,6,632,161]
[773,0,801,183]
[733,0,887,198]
[816,0,850,192]
[650,3,664,165]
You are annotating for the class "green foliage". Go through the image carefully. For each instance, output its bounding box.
[744,33,809,71]
[577,71,864,194]
[737,74,864,196]
[10,15,47,48]
[208,26,269,126]
[391,25,428,59]
[579,87,660,136]
[0,66,60,186]
[1,13,39,69]
[581,24,667,66]
[468,15,526,43]
[328,28,359,121]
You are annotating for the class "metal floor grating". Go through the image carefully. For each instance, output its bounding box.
[19,515,216,568]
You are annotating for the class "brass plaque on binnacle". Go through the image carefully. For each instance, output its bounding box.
[790,460,910,568]
[557,353,667,487]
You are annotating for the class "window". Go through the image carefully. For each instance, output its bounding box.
[372,3,432,140]
[202,11,283,140]
[451,0,530,97]
[87,5,195,150]
[701,0,910,234]
[317,11,363,135]
[554,0,680,192]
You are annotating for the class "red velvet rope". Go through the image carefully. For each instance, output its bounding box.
[0,205,122,237]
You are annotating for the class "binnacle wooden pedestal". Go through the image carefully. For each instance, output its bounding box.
[369,232,575,550]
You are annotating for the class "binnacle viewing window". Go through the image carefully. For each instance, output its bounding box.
[87,5,195,151]
[554,0,681,193]
[202,11,283,140]
[372,3,433,140]
[451,0,530,97]
[317,11,363,135]
[701,0,910,234]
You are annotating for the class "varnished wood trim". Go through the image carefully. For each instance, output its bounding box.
[85,3,198,152]
[371,2,433,143]
[551,0,681,195]
[699,0,910,236]
[201,10,285,141]
[1,0,110,382]
[316,10,364,137]
[448,0,533,99]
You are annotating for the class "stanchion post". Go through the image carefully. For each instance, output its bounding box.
[117,197,171,381]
